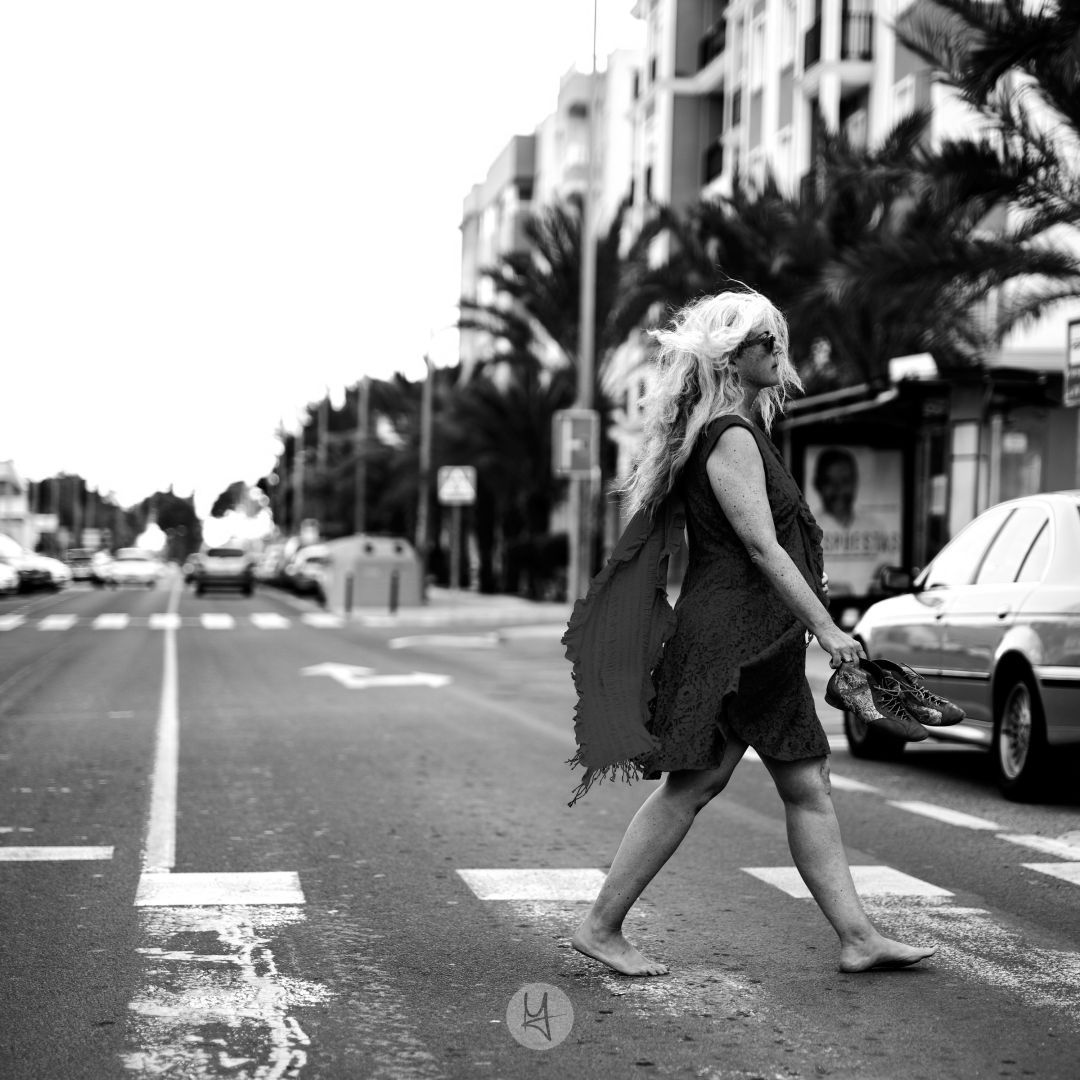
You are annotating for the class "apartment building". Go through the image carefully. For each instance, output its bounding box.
[459,55,640,375]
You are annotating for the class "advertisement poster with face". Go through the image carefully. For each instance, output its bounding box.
[805,445,903,597]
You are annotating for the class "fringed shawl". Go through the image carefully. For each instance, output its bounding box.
[561,497,686,805]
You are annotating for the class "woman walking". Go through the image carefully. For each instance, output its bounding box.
[566,290,935,977]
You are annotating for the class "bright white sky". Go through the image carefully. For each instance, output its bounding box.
[0,1,642,517]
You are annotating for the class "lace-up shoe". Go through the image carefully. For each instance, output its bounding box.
[867,658,965,726]
[825,662,929,742]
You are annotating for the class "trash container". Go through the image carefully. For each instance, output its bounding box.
[322,535,422,612]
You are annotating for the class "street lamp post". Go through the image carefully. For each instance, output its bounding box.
[569,0,601,602]
[415,352,434,591]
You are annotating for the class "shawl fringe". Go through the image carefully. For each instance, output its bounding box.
[561,497,685,806]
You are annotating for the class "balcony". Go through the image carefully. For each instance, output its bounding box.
[804,12,874,69]
[698,18,727,70]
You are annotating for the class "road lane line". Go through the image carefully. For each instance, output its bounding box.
[200,613,234,629]
[93,613,130,630]
[0,614,25,631]
[0,846,114,861]
[457,868,606,901]
[743,865,953,899]
[1023,863,1080,886]
[998,834,1080,860]
[142,583,180,874]
[38,613,78,630]
[887,800,1002,830]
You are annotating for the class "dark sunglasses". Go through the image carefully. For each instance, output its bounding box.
[740,331,776,354]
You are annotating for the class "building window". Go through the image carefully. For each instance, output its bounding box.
[750,16,766,89]
[780,0,797,68]
[644,164,654,201]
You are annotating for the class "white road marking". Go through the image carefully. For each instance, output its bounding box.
[149,613,181,630]
[743,865,953,899]
[250,612,291,629]
[457,867,606,901]
[388,632,500,649]
[300,612,344,628]
[38,613,78,630]
[123,907,331,1079]
[888,800,1002,830]
[1023,863,1080,886]
[199,613,235,629]
[143,593,180,874]
[0,846,114,861]
[0,614,25,631]
[93,613,130,630]
[134,871,305,907]
[301,662,451,689]
[998,834,1080,860]
[828,774,881,793]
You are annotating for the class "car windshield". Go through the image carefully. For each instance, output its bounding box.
[207,548,245,558]
[116,550,152,562]
[0,533,25,558]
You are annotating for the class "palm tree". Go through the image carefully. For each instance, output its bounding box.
[895,0,1080,226]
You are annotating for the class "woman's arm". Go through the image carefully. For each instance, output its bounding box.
[706,426,864,666]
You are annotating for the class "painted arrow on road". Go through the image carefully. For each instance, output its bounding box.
[301,662,452,689]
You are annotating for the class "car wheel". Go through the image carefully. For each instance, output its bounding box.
[994,672,1048,801]
[242,585,253,597]
[195,584,204,597]
[843,708,907,761]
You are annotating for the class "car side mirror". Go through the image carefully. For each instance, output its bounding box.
[878,566,915,594]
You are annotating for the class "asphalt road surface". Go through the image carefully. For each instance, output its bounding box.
[2,570,1080,1080]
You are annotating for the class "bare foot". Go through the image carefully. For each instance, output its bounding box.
[839,935,937,973]
[571,919,669,976]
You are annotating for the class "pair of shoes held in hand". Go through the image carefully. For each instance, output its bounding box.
[825,657,965,741]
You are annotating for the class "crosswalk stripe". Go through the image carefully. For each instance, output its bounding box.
[250,612,291,629]
[38,614,78,630]
[200,614,235,629]
[829,774,881,793]
[457,868,605,901]
[0,846,114,861]
[0,614,25,631]
[888,800,1002,831]
[998,834,1080,860]
[301,612,344,628]
[93,613,130,630]
[134,870,305,907]
[743,865,953,899]
[1023,863,1080,886]
[149,613,182,630]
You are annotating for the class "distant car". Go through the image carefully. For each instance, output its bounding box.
[0,561,18,595]
[38,555,73,590]
[90,550,113,587]
[287,545,328,601]
[65,548,97,581]
[0,533,52,592]
[193,547,253,596]
[254,544,288,585]
[845,490,1080,800]
[106,548,160,588]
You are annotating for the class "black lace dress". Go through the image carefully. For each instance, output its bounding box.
[640,415,830,775]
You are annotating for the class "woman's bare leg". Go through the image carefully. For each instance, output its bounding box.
[762,754,936,972]
[572,735,748,976]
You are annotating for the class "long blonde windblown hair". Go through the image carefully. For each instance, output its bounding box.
[624,290,802,518]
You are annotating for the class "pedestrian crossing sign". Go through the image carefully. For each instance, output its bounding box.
[437,465,477,505]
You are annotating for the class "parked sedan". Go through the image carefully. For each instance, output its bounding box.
[65,548,97,581]
[845,490,1080,800]
[105,548,160,588]
[0,561,18,595]
[0,533,52,592]
[193,547,253,596]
